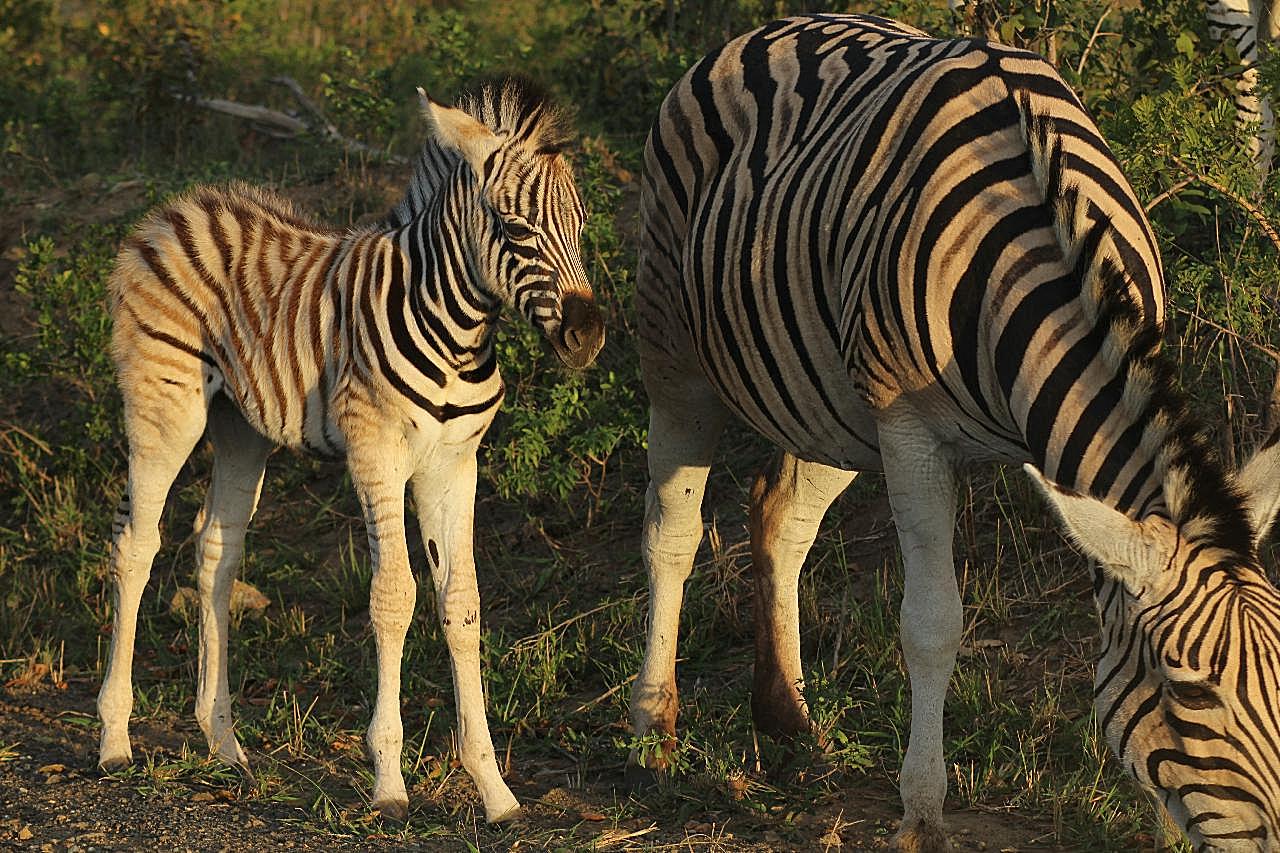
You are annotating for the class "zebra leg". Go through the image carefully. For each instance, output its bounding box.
[749,451,854,742]
[410,452,519,824]
[99,378,209,771]
[193,395,271,771]
[347,438,415,821]
[629,365,728,779]
[878,411,960,853]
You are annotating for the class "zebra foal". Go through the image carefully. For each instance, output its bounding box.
[99,78,604,822]
[631,14,1280,850]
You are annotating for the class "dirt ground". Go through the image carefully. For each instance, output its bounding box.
[0,679,1085,852]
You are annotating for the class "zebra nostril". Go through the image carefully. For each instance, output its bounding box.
[555,292,604,367]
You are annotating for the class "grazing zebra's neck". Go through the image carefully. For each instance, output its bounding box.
[988,92,1243,543]
[1008,229,1256,560]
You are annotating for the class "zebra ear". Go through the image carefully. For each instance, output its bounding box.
[1235,439,1280,546]
[1023,464,1176,592]
[417,87,501,179]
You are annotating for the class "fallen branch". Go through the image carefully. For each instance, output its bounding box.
[187,95,308,138]
[181,80,407,165]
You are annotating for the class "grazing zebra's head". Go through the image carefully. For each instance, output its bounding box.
[1029,448,1280,851]
[414,79,604,369]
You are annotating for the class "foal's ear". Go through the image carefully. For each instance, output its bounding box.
[1024,464,1176,594]
[418,87,501,179]
[1235,438,1280,547]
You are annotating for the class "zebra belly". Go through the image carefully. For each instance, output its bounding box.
[738,381,883,471]
[705,361,1025,474]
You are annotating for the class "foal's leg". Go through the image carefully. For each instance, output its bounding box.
[748,451,854,741]
[193,395,272,769]
[629,362,728,772]
[346,432,415,820]
[877,410,961,853]
[411,449,519,823]
[99,371,209,770]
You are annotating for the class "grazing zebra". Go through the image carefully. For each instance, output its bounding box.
[952,0,1280,180]
[98,78,604,823]
[630,13,1280,850]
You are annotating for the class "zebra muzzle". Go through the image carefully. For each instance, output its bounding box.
[554,293,605,369]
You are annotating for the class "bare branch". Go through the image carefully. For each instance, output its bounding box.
[269,76,341,138]
[188,96,309,137]
[1144,177,1195,212]
[1075,5,1115,77]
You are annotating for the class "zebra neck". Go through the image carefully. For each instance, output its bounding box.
[387,142,455,227]
[396,185,500,369]
[1010,301,1251,553]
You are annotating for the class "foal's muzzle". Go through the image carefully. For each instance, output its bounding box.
[552,292,605,369]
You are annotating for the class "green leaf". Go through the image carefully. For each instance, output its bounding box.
[1175,31,1195,58]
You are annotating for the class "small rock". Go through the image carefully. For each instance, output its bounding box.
[18,826,33,841]
[36,763,65,774]
[818,829,842,848]
[578,810,606,822]
[170,580,271,619]
[191,791,215,802]
[43,774,64,785]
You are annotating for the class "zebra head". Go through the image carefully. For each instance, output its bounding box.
[416,80,605,370]
[1029,461,1280,850]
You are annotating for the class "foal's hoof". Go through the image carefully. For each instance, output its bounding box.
[892,819,953,853]
[373,796,409,823]
[624,762,663,791]
[98,741,134,775]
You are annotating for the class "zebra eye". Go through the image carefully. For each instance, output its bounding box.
[500,217,535,242]
[1166,680,1220,711]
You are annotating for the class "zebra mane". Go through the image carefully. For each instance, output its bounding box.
[1077,245,1254,559]
[386,77,573,227]
[458,76,574,156]
[1015,93,1253,558]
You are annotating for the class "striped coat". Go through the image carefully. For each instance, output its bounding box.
[98,79,604,824]
[629,15,1280,850]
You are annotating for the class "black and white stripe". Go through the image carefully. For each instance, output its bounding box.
[629,15,1280,850]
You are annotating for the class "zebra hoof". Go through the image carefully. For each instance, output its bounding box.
[98,754,132,774]
[891,819,953,853]
[487,802,522,824]
[373,796,409,823]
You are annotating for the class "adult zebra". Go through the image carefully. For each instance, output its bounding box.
[99,78,603,822]
[630,13,1280,850]
[952,0,1280,180]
